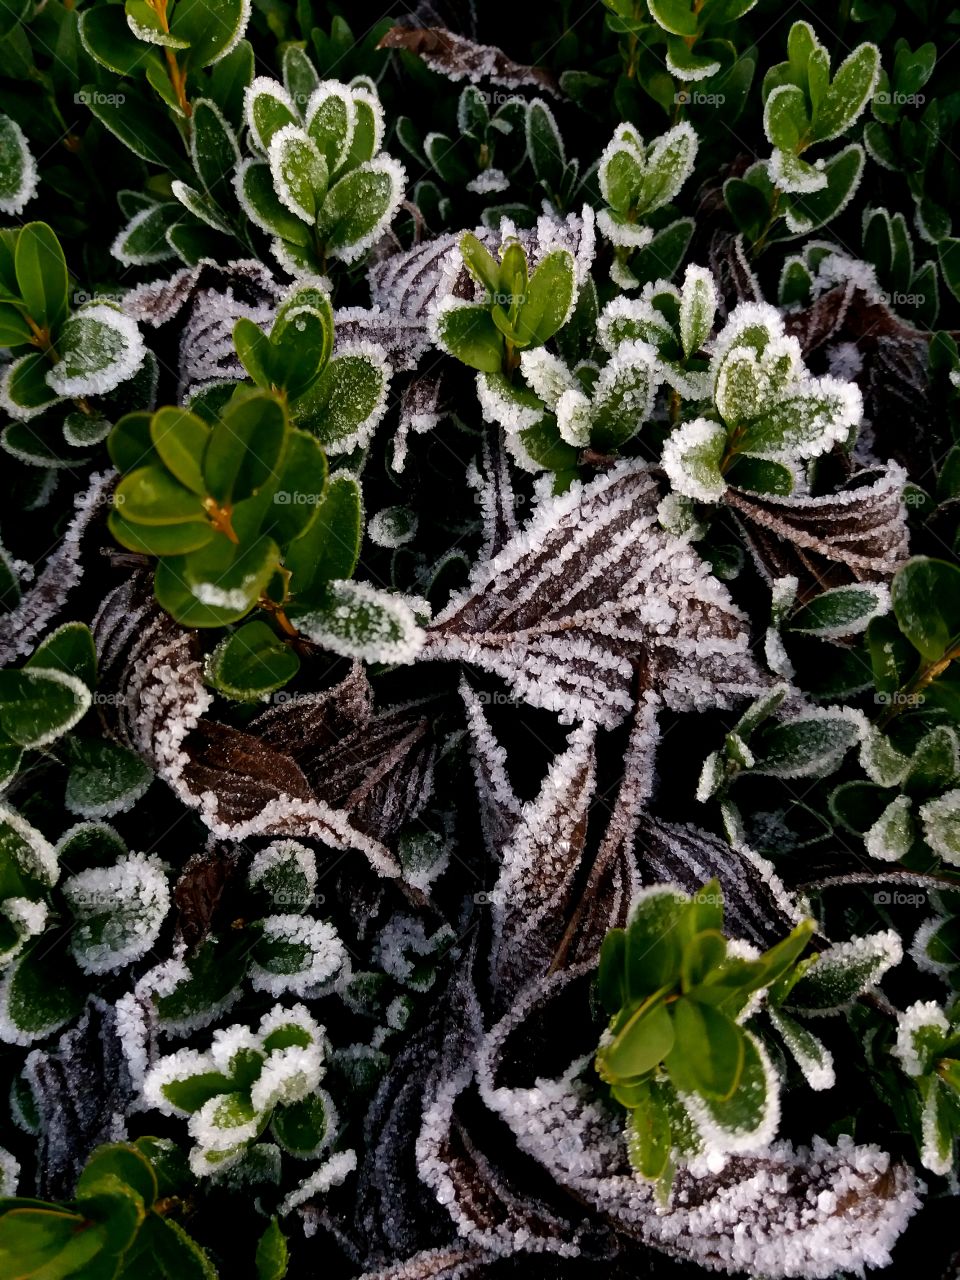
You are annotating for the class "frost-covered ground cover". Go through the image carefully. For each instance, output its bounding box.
[0,0,959,1276]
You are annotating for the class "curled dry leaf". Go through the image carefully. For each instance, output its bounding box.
[377,27,559,96]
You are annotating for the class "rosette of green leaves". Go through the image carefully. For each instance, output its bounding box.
[728,22,877,247]
[596,121,697,289]
[0,1138,216,1278]
[0,824,172,1046]
[235,74,406,274]
[596,264,718,400]
[595,880,813,1193]
[233,281,391,454]
[0,224,146,430]
[661,301,862,503]
[143,1004,334,1176]
[435,233,577,376]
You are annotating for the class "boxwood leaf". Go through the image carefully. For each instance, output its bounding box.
[205,621,300,702]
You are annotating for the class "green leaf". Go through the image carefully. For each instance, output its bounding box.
[169,0,250,67]
[0,1206,105,1278]
[190,97,240,200]
[109,411,157,474]
[1,940,86,1040]
[282,45,319,106]
[268,126,326,223]
[317,157,403,263]
[526,100,565,192]
[686,1030,775,1147]
[204,391,287,505]
[751,714,859,778]
[763,84,808,151]
[289,581,423,663]
[237,160,312,246]
[598,927,627,1016]
[150,407,211,496]
[155,534,280,627]
[602,999,676,1081]
[625,1081,673,1180]
[233,317,273,388]
[436,302,503,373]
[205,621,300,702]
[26,622,96,690]
[294,352,386,449]
[14,222,67,333]
[115,466,206,526]
[783,143,864,235]
[789,584,888,638]
[270,301,334,400]
[64,739,152,819]
[84,85,185,169]
[286,471,362,595]
[786,931,901,1012]
[271,1092,327,1155]
[668,998,744,1100]
[891,557,960,662]
[78,1144,158,1209]
[515,249,575,347]
[109,512,216,557]
[812,42,880,142]
[259,428,328,546]
[460,232,501,296]
[256,1217,288,1280]
[625,888,689,999]
[48,306,144,399]
[0,667,91,748]
[0,114,35,217]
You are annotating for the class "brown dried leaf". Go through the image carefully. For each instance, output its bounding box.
[377,27,558,95]
[425,461,770,727]
[726,463,909,596]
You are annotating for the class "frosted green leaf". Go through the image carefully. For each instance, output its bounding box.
[767,1009,835,1090]
[789,584,889,638]
[751,712,860,779]
[244,77,298,153]
[235,159,313,245]
[681,1031,779,1153]
[678,265,716,359]
[63,852,170,974]
[786,930,902,1014]
[763,84,809,152]
[318,156,405,264]
[783,144,865,235]
[111,203,181,267]
[294,349,389,451]
[864,796,914,863]
[63,739,153,820]
[0,114,37,216]
[190,98,240,198]
[638,121,698,215]
[170,180,232,234]
[920,790,960,865]
[204,621,300,703]
[0,668,91,749]
[305,82,356,172]
[812,43,880,142]
[662,417,727,502]
[268,125,327,224]
[46,305,146,399]
[291,580,425,664]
